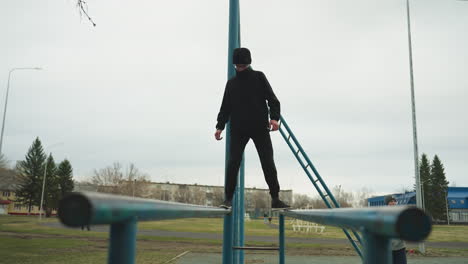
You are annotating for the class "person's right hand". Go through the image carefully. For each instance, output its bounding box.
[215,129,223,140]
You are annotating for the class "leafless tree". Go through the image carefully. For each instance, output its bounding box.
[248,190,269,211]
[352,187,374,208]
[92,162,149,197]
[174,185,192,203]
[92,162,123,187]
[293,194,313,209]
[332,185,353,208]
[0,154,9,169]
[211,188,224,206]
[191,186,207,205]
[309,196,329,209]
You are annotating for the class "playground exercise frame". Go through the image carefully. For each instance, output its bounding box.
[58,0,433,263]
[58,192,432,264]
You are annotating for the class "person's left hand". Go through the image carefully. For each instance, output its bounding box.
[269,120,279,131]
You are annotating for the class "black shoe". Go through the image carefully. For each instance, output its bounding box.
[220,200,232,209]
[272,198,291,209]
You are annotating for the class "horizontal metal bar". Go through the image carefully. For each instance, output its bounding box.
[280,206,431,242]
[58,192,231,227]
[233,247,279,251]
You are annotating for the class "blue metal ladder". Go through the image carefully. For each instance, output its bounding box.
[278,116,363,258]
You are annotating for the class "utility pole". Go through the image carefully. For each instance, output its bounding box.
[405,0,425,253]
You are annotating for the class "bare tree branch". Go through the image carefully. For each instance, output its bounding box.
[91,162,149,197]
[77,0,96,27]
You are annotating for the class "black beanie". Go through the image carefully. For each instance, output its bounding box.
[233,48,252,64]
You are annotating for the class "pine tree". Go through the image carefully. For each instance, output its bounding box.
[56,159,74,198]
[15,138,46,212]
[430,155,449,221]
[419,154,432,213]
[42,154,59,213]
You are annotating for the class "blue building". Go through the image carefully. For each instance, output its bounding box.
[367,187,468,223]
[447,187,468,223]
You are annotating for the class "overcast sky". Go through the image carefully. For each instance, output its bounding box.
[1,0,467,196]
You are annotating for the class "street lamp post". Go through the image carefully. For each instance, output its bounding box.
[39,152,51,220]
[38,142,63,220]
[404,0,425,253]
[445,188,450,225]
[0,67,42,154]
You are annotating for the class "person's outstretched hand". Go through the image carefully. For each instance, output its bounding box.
[215,129,224,140]
[269,120,279,131]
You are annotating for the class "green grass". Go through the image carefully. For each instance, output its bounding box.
[1,214,468,263]
[427,225,468,243]
[2,215,468,243]
[0,235,189,264]
[139,217,347,239]
[140,217,468,242]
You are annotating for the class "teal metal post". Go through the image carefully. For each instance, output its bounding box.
[223,0,241,263]
[108,217,137,264]
[362,231,391,264]
[279,214,285,264]
[233,159,245,264]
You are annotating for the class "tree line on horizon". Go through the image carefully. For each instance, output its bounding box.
[2,138,74,215]
[418,153,449,222]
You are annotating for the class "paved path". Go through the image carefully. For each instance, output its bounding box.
[177,253,468,264]
[43,222,468,249]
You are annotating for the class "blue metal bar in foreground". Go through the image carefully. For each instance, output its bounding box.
[280,206,432,264]
[58,192,231,264]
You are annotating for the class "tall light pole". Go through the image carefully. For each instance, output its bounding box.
[0,67,42,154]
[39,142,64,220]
[39,152,52,220]
[404,0,425,253]
[444,187,450,225]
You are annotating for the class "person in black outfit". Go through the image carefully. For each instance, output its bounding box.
[215,47,290,210]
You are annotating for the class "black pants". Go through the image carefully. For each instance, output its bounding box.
[225,129,280,201]
[392,248,407,264]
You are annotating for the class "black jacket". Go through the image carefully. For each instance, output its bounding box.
[216,67,280,133]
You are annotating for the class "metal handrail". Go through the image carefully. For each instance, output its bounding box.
[58,192,230,264]
[59,192,230,226]
[279,206,432,264]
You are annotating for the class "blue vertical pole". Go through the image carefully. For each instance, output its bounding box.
[223,1,240,264]
[234,158,245,264]
[362,231,391,264]
[233,184,239,264]
[108,217,137,264]
[279,214,285,264]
